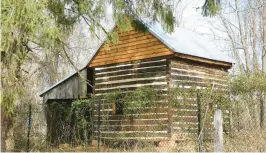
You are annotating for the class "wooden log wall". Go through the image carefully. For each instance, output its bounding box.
[93,56,171,142]
[169,57,230,140]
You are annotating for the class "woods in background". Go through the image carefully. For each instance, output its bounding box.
[1,0,266,152]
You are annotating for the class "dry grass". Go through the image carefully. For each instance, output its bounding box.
[224,130,266,152]
[33,130,266,152]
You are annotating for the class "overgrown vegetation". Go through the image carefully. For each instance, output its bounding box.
[1,0,177,150]
[45,85,232,149]
[12,72,266,152]
[2,0,266,152]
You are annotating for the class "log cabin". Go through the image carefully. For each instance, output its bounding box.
[40,21,233,144]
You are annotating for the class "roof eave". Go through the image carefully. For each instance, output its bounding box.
[174,53,233,67]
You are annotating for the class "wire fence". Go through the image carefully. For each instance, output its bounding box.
[13,88,266,152]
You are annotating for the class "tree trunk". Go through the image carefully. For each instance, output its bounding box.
[263,1,266,73]
[235,0,250,73]
[261,1,266,130]
[1,107,14,151]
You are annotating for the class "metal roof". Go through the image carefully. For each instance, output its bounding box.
[143,20,233,63]
[40,21,232,96]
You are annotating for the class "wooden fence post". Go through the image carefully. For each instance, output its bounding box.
[27,104,32,152]
[214,109,223,152]
[97,100,101,152]
[197,90,204,152]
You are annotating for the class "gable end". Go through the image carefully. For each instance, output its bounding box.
[89,29,174,67]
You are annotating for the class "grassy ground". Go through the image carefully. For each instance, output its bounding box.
[27,130,266,152]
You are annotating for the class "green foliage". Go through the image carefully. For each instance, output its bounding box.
[1,0,177,117]
[123,87,162,114]
[169,85,197,107]
[102,87,163,116]
[1,0,67,116]
[230,73,266,95]
[131,19,149,32]
[47,99,94,145]
[48,0,176,39]
[202,0,221,17]
[1,89,16,116]
[71,99,94,144]
[170,84,230,116]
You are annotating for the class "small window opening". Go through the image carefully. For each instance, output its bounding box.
[114,93,125,115]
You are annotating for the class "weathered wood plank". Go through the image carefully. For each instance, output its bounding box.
[94,119,169,125]
[92,48,170,64]
[78,69,87,98]
[95,60,167,73]
[170,68,227,80]
[96,45,168,61]
[214,109,223,152]
[94,131,169,138]
[96,125,168,131]
[94,85,168,94]
[90,51,173,67]
[95,78,166,89]
[94,56,166,68]
[96,72,167,84]
[170,61,228,76]
[96,65,167,78]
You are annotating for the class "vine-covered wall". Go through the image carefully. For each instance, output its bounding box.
[92,55,231,143]
[93,56,170,142]
[168,57,230,139]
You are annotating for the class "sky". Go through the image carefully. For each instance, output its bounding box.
[70,0,234,72]
[41,0,239,91]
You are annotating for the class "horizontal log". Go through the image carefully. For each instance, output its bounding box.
[174,53,232,67]
[96,136,169,141]
[96,72,166,84]
[94,131,170,138]
[171,80,227,88]
[172,122,198,128]
[172,127,198,133]
[94,106,169,113]
[170,61,228,76]
[93,118,169,125]
[170,68,227,81]
[174,104,198,110]
[90,52,173,67]
[96,124,168,131]
[95,78,166,89]
[93,113,169,120]
[171,75,226,85]
[93,101,168,110]
[95,65,167,78]
[95,60,167,74]
[174,110,199,116]
[173,116,198,122]
[170,56,229,69]
[94,84,168,94]
[94,56,167,68]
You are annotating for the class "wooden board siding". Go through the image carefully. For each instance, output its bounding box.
[93,57,170,141]
[169,57,230,138]
[94,56,168,95]
[89,29,174,67]
[42,68,92,103]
